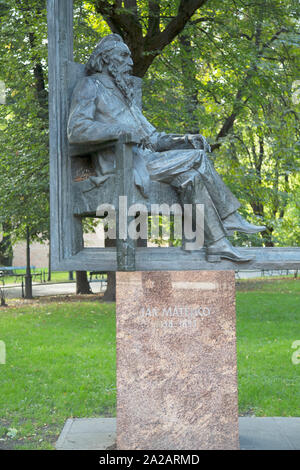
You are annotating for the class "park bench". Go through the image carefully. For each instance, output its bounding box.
[89,271,107,288]
[0,266,43,285]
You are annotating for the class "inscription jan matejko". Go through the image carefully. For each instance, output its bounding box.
[140,306,212,329]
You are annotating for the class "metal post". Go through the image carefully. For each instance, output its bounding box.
[25,226,32,299]
[47,0,82,268]
[115,138,136,271]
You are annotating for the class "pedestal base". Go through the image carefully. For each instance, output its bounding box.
[116,271,239,450]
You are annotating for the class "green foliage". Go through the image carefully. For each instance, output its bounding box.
[0,0,100,242]
[0,0,299,246]
[0,0,49,241]
[142,0,300,246]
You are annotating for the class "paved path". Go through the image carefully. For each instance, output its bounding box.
[55,417,300,450]
[235,270,296,279]
[2,281,105,298]
[2,270,295,299]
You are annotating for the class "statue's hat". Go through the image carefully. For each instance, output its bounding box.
[86,34,126,74]
[95,34,124,54]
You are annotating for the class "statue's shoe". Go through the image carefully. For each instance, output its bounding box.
[206,238,254,262]
[89,175,109,187]
[223,212,266,235]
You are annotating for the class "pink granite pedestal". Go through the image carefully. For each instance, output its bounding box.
[116,271,239,450]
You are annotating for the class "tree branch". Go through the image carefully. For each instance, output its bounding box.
[211,24,290,151]
[261,27,288,51]
[124,0,137,9]
[94,0,209,76]
[211,91,250,151]
[189,16,216,25]
[145,0,161,40]
[146,0,208,51]
[94,0,144,71]
[94,0,142,39]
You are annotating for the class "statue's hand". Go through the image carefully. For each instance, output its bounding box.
[186,134,211,153]
[118,132,142,144]
[113,127,142,145]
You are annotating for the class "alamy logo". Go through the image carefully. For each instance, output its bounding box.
[96,196,205,250]
[0,80,5,105]
[291,341,300,365]
[292,80,300,105]
[0,341,6,364]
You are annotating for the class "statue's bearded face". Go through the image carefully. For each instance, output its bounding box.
[104,44,134,103]
[108,44,133,75]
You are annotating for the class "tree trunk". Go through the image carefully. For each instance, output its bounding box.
[76,271,92,294]
[102,237,116,301]
[0,222,13,266]
[262,228,274,247]
[102,271,116,302]
[94,0,209,77]
[179,34,199,134]
[102,224,148,301]
[47,240,51,281]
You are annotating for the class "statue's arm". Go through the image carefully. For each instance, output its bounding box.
[153,133,211,153]
[67,78,134,145]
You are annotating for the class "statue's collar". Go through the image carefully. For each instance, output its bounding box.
[92,72,133,106]
[93,72,115,89]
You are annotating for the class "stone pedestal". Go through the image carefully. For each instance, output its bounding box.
[116,271,239,450]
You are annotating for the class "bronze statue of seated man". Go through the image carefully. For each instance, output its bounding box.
[67,34,265,262]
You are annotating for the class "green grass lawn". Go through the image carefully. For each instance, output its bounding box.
[0,277,299,449]
[0,300,115,449]
[236,278,300,417]
[2,270,75,285]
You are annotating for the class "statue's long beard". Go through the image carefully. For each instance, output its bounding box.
[108,63,134,104]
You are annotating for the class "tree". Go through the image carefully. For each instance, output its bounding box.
[92,0,210,77]
[0,222,13,266]
[140,0,300,246]
[0,0,99,291]
[76,271,92,294]
[0,0,50,255]
[85,0,297,301]
[0,0,298,301]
